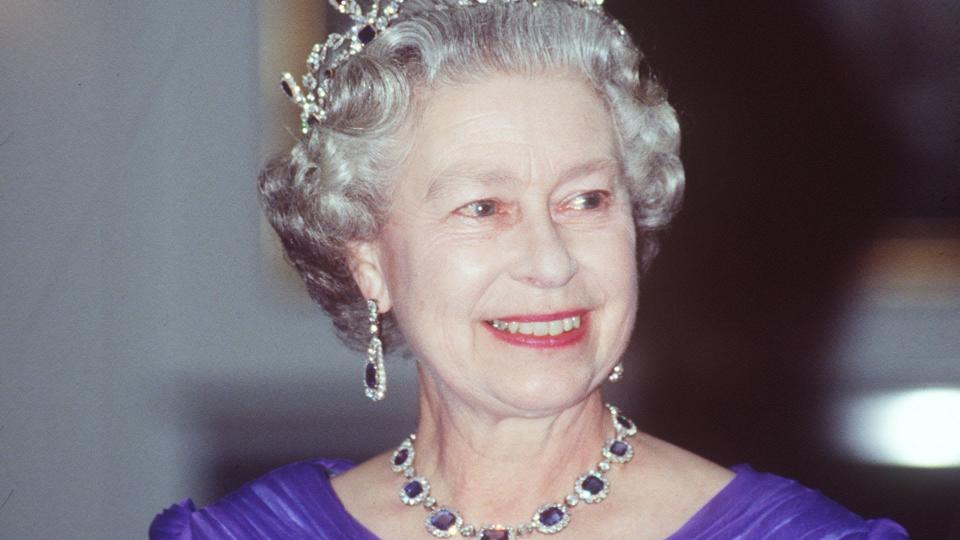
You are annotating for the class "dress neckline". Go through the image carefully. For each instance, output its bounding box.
[316,459,378,538]
[662,464,753,539]
[319,458,747,540]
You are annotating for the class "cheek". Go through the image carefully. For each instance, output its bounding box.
[377,229,422,320]
[377,233,439,356]
[380,226,499,322]
[574,218,637,283]
[578,222,639,355]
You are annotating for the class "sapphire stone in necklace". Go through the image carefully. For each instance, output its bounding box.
[401,477,431,506]
[392,403,638,537]
[478,527,511,540]
[391,437,415,472]
[602,438,634,463]
[574,471,609,504]
[532,503,570,533]
[426,507,463,538]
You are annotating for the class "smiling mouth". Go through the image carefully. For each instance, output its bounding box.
[483,312,588,348]
[487,315,582,337]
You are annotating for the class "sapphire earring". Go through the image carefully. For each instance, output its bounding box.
[364,299,386,401]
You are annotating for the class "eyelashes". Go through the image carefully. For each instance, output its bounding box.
[452,191,613,220]
[455,199,502,219]
[565,191,611,211]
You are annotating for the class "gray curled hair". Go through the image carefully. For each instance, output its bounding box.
[258,0,685,351]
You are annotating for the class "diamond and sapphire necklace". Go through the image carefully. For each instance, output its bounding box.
[390,404,639,539]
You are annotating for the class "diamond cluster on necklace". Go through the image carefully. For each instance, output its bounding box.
[390,404,639,538]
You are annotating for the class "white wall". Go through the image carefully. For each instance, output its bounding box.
[0,3,419,537]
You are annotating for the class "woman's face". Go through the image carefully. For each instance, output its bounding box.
[360,73,638,416]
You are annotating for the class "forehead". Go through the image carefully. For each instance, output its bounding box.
[396,73,618,195]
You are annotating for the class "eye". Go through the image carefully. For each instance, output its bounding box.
[456,199,501,218]
[565,191,610,211]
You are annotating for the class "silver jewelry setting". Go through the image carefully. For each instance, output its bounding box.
[391,436,415,472]
[607,403,637,437]
[280,0,619,135]
[607,362,624,382]
[425,507,464,538]
[391,404,638,537]
[477,526,515,540]
[531,503,570,534]
[573,471,609,504]
[602,437,634,464]
[401,476,432,506]
[281,0,407,134]
[365,299,387,401]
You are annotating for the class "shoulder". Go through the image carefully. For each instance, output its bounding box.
[148,457,377,540]
[668,464,909,539]
[613,433,736,537]
[329,449,415,539]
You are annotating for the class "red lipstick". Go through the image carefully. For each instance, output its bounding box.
[484,311,589,349]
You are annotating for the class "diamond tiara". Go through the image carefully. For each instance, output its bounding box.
[280,0,612,135]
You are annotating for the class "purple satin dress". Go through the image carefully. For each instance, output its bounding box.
[150,459,907,539]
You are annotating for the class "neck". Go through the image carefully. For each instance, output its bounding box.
[410,368,609,524]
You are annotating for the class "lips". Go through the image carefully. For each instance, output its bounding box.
[484,311,588,348]
[489,315,582,337]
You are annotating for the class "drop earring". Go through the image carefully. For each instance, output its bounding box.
[364,299,386,401]
[608,362,624,383]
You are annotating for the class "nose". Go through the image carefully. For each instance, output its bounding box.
[509,212,578,289]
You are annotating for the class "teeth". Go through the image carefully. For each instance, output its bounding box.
[489,315,582,336]
[549,320,563,336]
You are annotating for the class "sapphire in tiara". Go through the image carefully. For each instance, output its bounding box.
[281,0,616,135]
[358,24,377,44]
[280,79,294,99]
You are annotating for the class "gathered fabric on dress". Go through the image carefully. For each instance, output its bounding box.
[667,465,907,539]
[149,458,377,540]
[150,459,907,539]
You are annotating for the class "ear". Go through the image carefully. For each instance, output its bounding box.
[347,240,392,313]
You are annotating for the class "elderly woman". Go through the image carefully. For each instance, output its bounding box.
[151,1,906,538]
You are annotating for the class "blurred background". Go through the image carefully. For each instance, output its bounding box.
[0,1,957,538]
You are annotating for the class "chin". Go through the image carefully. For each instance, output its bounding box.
[484,367,601,416]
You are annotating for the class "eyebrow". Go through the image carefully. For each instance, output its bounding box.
[557,158,621,184]
[423,158,620,202]
[424,162,515,202]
